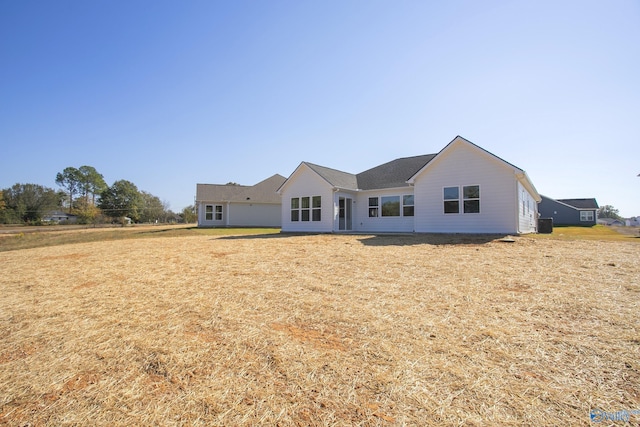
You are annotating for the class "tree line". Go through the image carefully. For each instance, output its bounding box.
[0,166,197,225]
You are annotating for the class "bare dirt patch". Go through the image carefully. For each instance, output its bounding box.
[0,232,638,425]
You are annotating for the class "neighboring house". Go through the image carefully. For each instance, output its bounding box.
[538,196,599,226]
[625,217,640,227]
[196,174,286,227]
[597,218,625,227]
[277,136,541,234]
[43,211,77,223]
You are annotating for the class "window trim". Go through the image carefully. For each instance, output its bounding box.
[463,185,480,214]
[291,196,321,222]
[312,196,321,221]
[368,197,379,217]
[403,194,414,217]
[205,204,223,221]
[291,198,300,222]
[580,210,594,222]
[443,186,460,214]
[443,185,480,214]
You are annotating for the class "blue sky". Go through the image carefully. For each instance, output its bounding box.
[1,1,639,216]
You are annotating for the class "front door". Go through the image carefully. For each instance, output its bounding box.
[338,197,352,231]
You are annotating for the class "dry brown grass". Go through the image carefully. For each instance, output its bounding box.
[1,231,639,425]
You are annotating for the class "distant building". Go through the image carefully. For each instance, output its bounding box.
[196,174,286,227]
[43,211,77,224]
[538,196,599,226]
[625,217,640,227]
[597,218,625,227]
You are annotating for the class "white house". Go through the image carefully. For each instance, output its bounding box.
[43,210,77,224]
[277,136,541,234]
[196,174,286,227]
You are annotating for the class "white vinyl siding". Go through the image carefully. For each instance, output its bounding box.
[279,164,334,232]
[413,142,518,234]
[517,181,538,233]
[198,202,281,227]
[227,203,281,227]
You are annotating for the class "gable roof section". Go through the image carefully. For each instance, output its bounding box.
[408,135,541,201]
[356,154,436,190]
[557,198,599,209]
[197,174,285,204]
[302,162,358,190]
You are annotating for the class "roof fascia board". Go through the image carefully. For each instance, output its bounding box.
[276,162,335,194]
[516,171,541,202]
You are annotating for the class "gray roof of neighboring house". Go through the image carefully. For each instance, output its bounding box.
[356,154,437,190]
[556,198,599,209]
[196,174,286,204]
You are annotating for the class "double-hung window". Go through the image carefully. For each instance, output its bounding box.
[444,185,480,214]
[443,187,460,214]
[369,197,379,217]
[205,205,222,221]
[403,195,415,216]
[463,185,480,213]
[291,198,300,221]
[301,197,310,221]
[312,196,321,221]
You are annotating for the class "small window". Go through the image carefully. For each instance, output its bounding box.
[291,198,299,221]
[463,185,480,214]
[215,205,223,220]
[301,197,310,221]
[381,196,400,217]
[369,197,379,217]
[403,195,414,216]
[205,205,214,221]
[444,187,459,214]
[312,196,321,221]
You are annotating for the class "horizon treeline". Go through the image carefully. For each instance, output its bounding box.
[0,166,196,225]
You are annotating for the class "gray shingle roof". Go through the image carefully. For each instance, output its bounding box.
[304,162,359,190]
[299,155,437,191]
[557,198,599,209]
[196,174,286,204]
[356,154,436,190]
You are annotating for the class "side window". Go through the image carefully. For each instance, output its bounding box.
[291,198,299,221]
[463,185,480,214]
[369,197,379,217]
[444,187,459,214]
[312,196,321,221]
[403,195,414,216]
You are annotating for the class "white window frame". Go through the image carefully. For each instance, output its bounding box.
[463,185,480,214]
[368,197,379,217]
[312,196,321,221]
[291,196,321,222]
[205,204,222,221]
[580,211,594,221]
[443,187,460,214]
[403,195,414,216]
[444,185,480,214]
